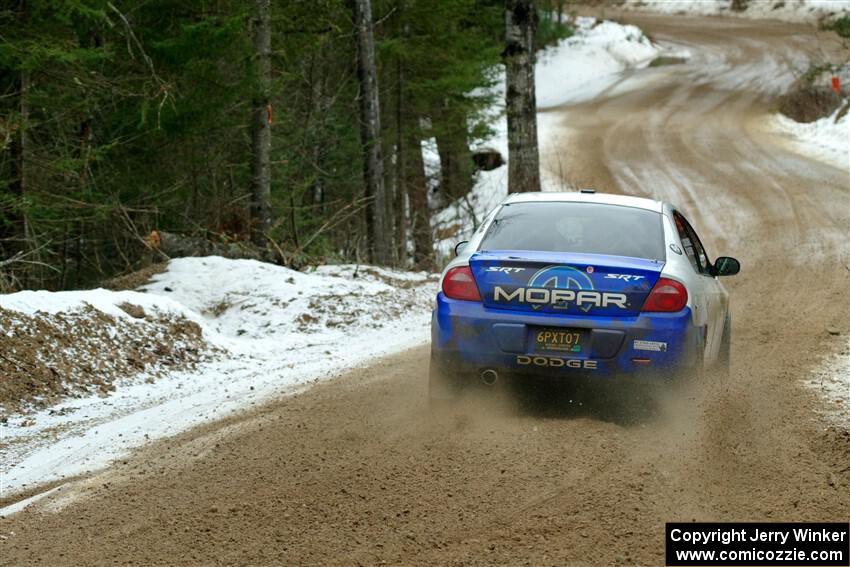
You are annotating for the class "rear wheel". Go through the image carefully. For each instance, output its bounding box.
[428,353,461,406]
[716,314,731,381]
[675,328,706,384]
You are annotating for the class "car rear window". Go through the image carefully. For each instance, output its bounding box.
[479,201,665,261]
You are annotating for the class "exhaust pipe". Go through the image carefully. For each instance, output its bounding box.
[480,369,499,386]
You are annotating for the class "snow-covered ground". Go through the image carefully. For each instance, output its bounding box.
[535,19,659,108]
[770,104,849,169]
[616,0,850,174]
[0,257,437,503]
[622,0,850,23]
[432,16,674,258]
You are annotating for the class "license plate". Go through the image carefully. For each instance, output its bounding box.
[533,327,585,353]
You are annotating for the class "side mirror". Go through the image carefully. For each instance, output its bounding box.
[713,256,740,276]
[454,241,469,256]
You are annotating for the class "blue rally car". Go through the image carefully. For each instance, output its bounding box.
[429,190,740,401]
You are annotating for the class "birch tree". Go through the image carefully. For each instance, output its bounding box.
[505,0,541,193]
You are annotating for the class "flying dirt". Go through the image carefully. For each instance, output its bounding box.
[0,12,848,567]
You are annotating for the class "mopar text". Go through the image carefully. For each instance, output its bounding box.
[493,286,628,309]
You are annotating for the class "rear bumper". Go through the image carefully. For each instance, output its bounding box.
[431,293,702,383]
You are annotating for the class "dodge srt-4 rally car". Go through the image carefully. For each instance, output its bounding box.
[429,190,740,401]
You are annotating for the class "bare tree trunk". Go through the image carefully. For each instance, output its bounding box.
[434,125,472,201]
[352,0,391,265]
[14,65,33,287]
[505,0,541,193]
[250,0,272,247]
[7,132,23,254]
[308,55,327,213]
[407,133,433,268]
[10,2,31,260]
[392,1,409,266]
[18,71,30,207]
[395,57,409,266]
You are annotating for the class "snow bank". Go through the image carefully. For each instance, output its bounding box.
[432,17,662,258]
[0,257,437,501]
[622,0,850,23]
[142,258,432,349]
[770,104,849,170]
[0,292,215,415]
[536,18,658,108]
[2,287,198,321]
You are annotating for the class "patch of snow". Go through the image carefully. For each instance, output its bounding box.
[622,0,850,23]
[140,258,428,348]
[536,18,659,108]
[0,485,63,517]
[0,257,437,501]
[770,103,849,170]
[0,288,208,329]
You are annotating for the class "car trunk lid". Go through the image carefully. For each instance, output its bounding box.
[469,250,664,317]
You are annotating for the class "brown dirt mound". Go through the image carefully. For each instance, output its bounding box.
[0,305,213,417]
[778,85,842,123]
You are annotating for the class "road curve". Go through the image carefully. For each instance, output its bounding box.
[1,13,849,567]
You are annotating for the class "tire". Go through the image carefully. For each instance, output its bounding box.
[428,353,461,405]
[676,328,706,384]
[716,314,731,381]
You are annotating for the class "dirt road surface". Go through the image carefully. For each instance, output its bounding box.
[1,14,848,567]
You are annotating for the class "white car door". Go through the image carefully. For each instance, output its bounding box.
[674,212,725,364]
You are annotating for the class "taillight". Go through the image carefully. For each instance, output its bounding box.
[442,266,481,301]
[642,277,688,312]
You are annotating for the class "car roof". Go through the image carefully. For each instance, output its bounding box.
[502,191,664,213]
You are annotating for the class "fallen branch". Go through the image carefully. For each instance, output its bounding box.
[107,2,173,126]
[298,196,370,252]
[145,230,274,263]
[0,242,59,272]
[0,350,33,372]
